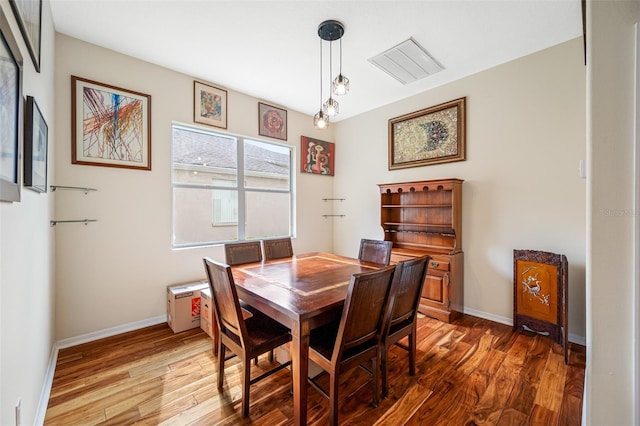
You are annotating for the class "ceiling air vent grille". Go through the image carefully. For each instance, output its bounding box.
[368,37,444,85]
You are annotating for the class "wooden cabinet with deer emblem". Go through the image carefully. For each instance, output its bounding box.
[513,249,568,363]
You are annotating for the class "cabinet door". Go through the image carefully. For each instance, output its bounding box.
[422,273,448,306]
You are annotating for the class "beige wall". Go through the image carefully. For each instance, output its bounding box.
[333,38,587,341]
[54,34,335,341]
[587,1,640,424]
[0,0,56,424]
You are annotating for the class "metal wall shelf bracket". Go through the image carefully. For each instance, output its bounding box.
[50,219,97,227]
[50,185,97,195]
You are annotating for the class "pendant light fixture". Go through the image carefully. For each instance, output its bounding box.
[322,41,339,117]
[314,19,348,129]
[313,38,329,129]
[333,38,350,95]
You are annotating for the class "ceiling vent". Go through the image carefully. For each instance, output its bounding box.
[368,38,444,85]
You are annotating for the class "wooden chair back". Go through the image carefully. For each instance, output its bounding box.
[385,255,430,331]
[224,241,262,265]
[203,257,247,346]
[332,265,396,364]
[263,237,293,260]
[358,238,393,266]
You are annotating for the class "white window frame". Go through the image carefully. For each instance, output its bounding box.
[171,123,294,248]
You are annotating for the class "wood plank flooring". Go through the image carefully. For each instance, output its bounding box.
[44,314,585,425]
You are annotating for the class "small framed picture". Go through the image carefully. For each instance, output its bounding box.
[301,136,335,176]
[0,7,23,202]
[9,0,42,72]
[194,81,227,129]
[72,76,151,170]
[258,102,287,140]
[24,96,47,192]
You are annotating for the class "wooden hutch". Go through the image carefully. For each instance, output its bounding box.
[378,178,463,323]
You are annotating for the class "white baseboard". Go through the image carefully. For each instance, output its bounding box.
[56,315,167,349]
[463,307,586,346]
[33,342,60,426]
[35,315,168,425]
[582,370,588,426]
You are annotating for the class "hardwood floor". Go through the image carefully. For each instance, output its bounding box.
[44,314,585,425]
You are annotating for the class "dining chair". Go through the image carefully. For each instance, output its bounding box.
[224,241,263,265]
[203,257,292,418]
[307,265,396,426]
[263,237,294,260]
[224,240,276,364]
[380,255,430,397]
[358,238,394,266]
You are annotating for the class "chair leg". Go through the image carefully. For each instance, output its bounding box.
[217,342,225,389]
[381,343,389,398]
[372,356,379,407]
[212,315,219,357]
[269,349,274,362]
[409,327,416,376]
[242,355,251,417]
[329,371,340,426]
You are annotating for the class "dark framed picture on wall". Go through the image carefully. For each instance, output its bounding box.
[194,81,227,129]
[301,136,335,176]
[9,0,42,72]
[258,102,287,140]
[71,76,152,170]
[0,8,24,203]
[24,96,48,193]
[389,97,466,170]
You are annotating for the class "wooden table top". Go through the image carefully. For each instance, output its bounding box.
[231,252,378,321]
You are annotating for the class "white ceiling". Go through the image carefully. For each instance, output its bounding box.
[49,0,583,122]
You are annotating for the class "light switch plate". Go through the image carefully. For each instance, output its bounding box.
[579,159,586,179]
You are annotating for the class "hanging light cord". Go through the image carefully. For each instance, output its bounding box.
[329,40,333,96]
[339,38,342,75]
[319,38,323,109]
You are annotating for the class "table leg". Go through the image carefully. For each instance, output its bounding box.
[291,319,310,426]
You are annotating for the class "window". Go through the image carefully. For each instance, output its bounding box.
[212,179,237,225]
[172,124,293,248]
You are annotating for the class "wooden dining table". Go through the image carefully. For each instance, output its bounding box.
[231,252,380,426]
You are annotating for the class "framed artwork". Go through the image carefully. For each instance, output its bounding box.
[71,76,152,170]
[388,97,466,170]
[513,249,568,364]
[301,136,335,176]
[24,96,47,193]
[258,102,287,140]
[194,81,227,129]
[9,0,42,72]
[0,8,23,202]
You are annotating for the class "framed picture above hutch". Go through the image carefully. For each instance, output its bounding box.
[388,97,466,170]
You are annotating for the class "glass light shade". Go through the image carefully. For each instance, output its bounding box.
[332,74,350,95]
[313,110,329,129]
[322,97,339,116]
